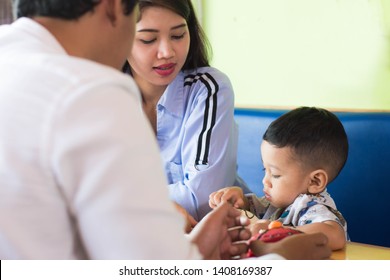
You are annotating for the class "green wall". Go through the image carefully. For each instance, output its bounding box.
[201,0,390,110]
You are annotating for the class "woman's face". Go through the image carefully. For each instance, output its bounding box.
[128,6,190,89]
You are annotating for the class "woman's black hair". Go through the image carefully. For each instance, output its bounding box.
[123,0,210,73]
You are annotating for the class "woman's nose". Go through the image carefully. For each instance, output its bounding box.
[157,40,175,59]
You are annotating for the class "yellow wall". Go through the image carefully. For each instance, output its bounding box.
[202,0,390,110]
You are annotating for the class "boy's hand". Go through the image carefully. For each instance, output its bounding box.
[248,219,271,235]
[209,186,247,209]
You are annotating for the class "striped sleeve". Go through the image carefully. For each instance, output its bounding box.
[184,72,219,170]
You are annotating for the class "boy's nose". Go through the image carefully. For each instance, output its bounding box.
[262,173,272,188]
[262,176,271,188]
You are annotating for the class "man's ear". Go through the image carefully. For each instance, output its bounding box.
[307,169,328,194]
[105,0,119,26]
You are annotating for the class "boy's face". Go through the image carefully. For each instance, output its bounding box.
[260,140,312,208]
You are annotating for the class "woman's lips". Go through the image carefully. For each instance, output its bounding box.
[153,63,176,76]
[263,190,271,200]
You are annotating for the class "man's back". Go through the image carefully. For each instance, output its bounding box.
[0,18,194,259]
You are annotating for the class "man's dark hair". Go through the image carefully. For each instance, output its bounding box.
[263,106,349,182]
[14,0,138,19]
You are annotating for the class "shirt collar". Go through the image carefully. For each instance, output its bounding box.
[158,71,185,117]
[13,17,67,55]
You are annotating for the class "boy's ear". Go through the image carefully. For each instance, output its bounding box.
[307,169,328,194]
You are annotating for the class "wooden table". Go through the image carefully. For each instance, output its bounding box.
[330,241,390,260]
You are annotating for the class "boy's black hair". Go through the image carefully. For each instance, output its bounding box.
[263,106,349,182]
[14,0,138,19]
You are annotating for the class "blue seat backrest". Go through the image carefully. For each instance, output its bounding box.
[234,107,390,247]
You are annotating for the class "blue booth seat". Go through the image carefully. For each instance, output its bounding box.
[234,107,390,248]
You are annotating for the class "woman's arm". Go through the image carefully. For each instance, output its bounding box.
[168,68,243,220]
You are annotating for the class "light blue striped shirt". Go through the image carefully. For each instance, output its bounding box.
[156,67,249,220]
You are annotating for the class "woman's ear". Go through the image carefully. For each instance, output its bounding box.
[307,169,328,194]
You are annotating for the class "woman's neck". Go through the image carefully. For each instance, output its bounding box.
[133,75,166,106]
[133,74,167,133]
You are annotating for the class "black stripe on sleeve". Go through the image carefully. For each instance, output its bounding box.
[184,73,219,169]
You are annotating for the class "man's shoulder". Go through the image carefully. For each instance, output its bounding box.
[49,56,139,95]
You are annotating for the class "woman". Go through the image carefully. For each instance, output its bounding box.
[123,0,249,221]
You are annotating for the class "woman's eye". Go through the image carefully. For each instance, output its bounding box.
[140,38,156,44]
[172,33,185,40]
[272,174,281,179]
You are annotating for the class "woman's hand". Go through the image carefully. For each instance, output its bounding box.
[209,186,247,209]
[173,202,198,233]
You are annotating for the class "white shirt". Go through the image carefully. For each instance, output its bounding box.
[0,18,200,260]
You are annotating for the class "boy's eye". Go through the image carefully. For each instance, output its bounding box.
[263,166,281,179]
